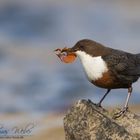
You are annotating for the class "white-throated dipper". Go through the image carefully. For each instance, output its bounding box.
[55,39,140,118]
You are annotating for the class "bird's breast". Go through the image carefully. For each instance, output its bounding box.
[91,71,115,88]
[76,51,118,88]
[76,51,108,81]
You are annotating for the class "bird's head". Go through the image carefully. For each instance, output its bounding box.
[69,39,107,58]
[54,39,105,63]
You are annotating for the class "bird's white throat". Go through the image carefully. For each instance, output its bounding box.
[76,50,108,81]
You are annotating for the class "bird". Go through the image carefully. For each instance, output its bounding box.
[61,39,140,118]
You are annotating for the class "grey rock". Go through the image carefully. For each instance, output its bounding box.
[64,100,140,140]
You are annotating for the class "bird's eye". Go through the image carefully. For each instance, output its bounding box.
[80,46,84,50]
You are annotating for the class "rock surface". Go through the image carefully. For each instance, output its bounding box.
[64,100,140,140]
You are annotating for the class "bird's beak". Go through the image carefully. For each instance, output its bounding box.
[61,47,77,55]
[60,47,76,56]
[54,47,77,63]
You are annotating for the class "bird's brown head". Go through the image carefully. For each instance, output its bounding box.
[69,39,109,57]
[54,39,106,63]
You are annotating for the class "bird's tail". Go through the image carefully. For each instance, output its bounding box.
[136,53,140,56]
[136,53,140,67]
[136,53,140,59]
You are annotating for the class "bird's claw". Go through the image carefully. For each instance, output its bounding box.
[88,99,93,104]
[96,103,102,108]
[88,99,102,108]
[113,107,128,119]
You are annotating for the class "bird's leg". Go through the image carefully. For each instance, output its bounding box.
[113,87,132,119]
[96,89,111,107]
[124,87,132,109]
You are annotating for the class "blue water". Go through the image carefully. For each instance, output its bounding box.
[0,1,140,113]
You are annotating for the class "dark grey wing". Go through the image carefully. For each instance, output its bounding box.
[102,52,140,76]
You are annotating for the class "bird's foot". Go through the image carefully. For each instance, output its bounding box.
[113,107,128,119]
[88,99,103,108]
[88,99,94,104]
[88,99,97,105]
[96,102,102,108]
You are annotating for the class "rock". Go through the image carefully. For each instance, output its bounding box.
[64,100,140,140]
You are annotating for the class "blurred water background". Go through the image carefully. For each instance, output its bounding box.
[0,0,140,115]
